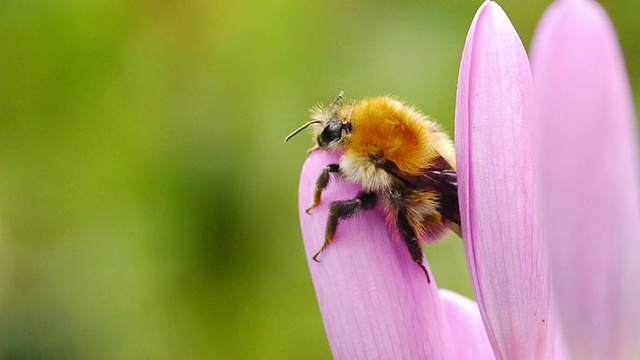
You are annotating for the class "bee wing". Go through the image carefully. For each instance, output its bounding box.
[422,167,460,226]
[382,157,460,225]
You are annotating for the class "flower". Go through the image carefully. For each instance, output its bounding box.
[296,1,638,358]
[531,0,640,358]
[455,1,563,358]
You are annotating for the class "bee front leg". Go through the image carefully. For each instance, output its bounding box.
[396,207,431,284]
[312,191,377,262]
[306,163,340,214]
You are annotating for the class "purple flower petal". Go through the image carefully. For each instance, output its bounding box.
[531,0,640,358]
[298,150,454,359]
[455,1,562,358]
[439,289,495,360]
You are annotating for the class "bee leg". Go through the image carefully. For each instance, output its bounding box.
[396,208,431,284]
[312,191,377,262]
[306,163,341,214]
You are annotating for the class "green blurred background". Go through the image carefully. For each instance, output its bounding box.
[0,0,638,358]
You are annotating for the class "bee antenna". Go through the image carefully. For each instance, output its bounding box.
[329,90,345,113]
[284,120,322,142]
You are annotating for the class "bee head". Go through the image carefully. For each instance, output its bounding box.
[284,91,352,148]
[317,118,352,148]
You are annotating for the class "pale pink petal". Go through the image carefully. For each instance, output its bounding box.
[455,1,562,358]
[439,289,495,360]
[531,0,640,358]
[298,150,454,359]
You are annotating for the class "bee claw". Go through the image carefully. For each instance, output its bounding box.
[305,206,314,214]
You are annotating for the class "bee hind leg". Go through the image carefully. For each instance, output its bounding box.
[396,208,431,284]
[312,191,377,262]
[306,163,340,214]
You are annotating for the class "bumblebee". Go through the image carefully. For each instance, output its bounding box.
[286,92,460,283]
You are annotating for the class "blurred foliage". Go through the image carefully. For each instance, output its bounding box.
[0,0,638,358]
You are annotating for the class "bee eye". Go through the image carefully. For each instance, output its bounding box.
[319,122,343,146]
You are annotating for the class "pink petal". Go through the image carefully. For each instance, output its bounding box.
[439,289,495,360]
[455,1,563,358]
[531,0,640,358]
[298,150,454,359]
